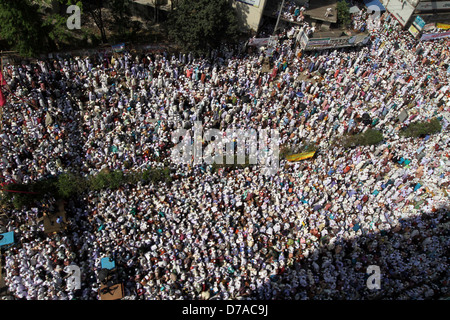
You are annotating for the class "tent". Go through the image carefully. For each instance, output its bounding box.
[101,257,116,270]
[0,231,14,248]
[363,0,385,11]
[398,110,408,122]
[349,6,361,14]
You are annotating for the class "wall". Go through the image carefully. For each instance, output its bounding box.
[231,0,268,33]
[385,0,417,26]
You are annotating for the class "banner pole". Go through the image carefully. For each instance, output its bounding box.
[273,0,286,35]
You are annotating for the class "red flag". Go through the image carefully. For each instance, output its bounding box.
[0,70,6,86]
[0,90,5,107]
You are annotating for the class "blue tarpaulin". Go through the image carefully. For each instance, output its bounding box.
[363,0,385,11]
[101,257,116,270]
[0,231,14,247]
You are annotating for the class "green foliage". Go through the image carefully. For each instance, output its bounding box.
[88,170,110,191]
[0,0,87,56]
[1,178,56,209]
[109,0,131,38]
[55,0,107,43]
[0,0,45,56]
[342,129,384,147]
[167,0,241,55]
[42,13,74,51]
[399,118,442,138]
[337,0,351,28]
[279,144,292,160]
[48,0,83,7]
[1,167,172,209]
[6,185,39,210]
[125,171,141,185]
[56,173,86,198]
[279,141,317,159]
[211,155,253,171]
[108,170,126,189]
[140,167,172,184]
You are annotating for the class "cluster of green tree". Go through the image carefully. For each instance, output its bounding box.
[340,128,384,148]
[281,117,443,158]
[336,0,351,28]
[0,166,172,210]
[0,0,135,57]
[167,0,242,56]
[399,118,442,138]
[210,155,253,171]
[0,0,244,58]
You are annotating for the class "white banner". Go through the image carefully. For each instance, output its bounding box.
[420,30,450,41]
[236,0,261,7]
[423,23,436,31]
[248,37,269,47]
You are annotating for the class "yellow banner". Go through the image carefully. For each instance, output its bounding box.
[286,151,316,162]
[409,25,420,37]
[437,23,450,30]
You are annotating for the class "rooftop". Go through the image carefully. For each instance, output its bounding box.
[304,0,337,24]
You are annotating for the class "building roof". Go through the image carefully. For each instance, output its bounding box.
[304,0,338,24]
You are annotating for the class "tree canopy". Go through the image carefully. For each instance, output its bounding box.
[399,118,442,138]
[341,129,384,147]
[167,0,241,55]
[0,0,45,57]
[337,0,351,28]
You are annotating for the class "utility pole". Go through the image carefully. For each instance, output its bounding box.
[273,0,286,35]
[0,52,3,133]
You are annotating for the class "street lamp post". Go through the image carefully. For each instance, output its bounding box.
[273,0,286,35]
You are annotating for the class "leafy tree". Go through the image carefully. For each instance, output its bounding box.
[107,170,126,189]
[1,167,173,210]
[0,0,45,56]
[56,173,86,198]
[342,129,384,147]
[88,170,110,191]
[167,0,241,55]
[399,118,442,138]
[42,13,74,51]
[84,0,108,43]
[336,0,351,28]
[109,0,131,39]
[54,0,107,43]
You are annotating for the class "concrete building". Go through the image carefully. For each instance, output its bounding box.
[381,0,450,28]
[231,0,269,33]
[261,0,338,33]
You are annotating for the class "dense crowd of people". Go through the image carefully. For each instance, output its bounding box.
[273,0,307,23]
[0,8,449,300]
